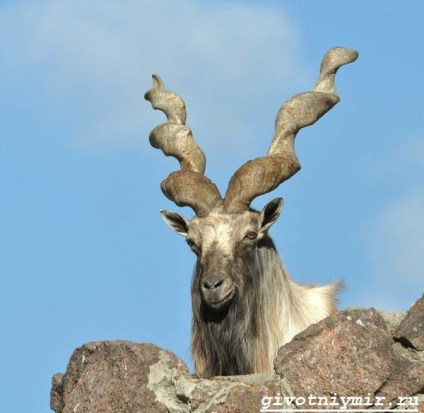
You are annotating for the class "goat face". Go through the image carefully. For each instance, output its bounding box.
[161,197,283,312]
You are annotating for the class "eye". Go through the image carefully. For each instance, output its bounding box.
[186,238,200,253]
[245,231,257,240]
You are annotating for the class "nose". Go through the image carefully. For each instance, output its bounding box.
[202,273,225,291]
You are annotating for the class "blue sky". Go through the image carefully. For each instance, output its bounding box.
[1,1,423,411]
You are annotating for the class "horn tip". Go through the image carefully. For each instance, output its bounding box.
[325,47,359,67]
[144,74,165,102]
[152,74,165,89]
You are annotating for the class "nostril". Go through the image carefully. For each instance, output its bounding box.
[203,274,225,290]
[214,278,224,288]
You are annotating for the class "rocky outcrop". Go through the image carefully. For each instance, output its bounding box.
[50,341,189,412]
[274,306,424,410]
[51,294,424,412]
[50,341,282,413]
[394,295,424,351]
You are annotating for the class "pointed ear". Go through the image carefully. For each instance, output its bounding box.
[160,210,189,236]
[259,197,284,233]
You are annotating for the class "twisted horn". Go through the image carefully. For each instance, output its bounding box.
[223,47,358,212]
[145,75,223,217]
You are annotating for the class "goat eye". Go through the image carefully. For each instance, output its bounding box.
[245,231,257,240]
[186,238,200,252]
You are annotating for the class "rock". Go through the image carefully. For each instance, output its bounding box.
[51,301,424,412]
[395,293,424,351]
[274,308,424,409]
[416,395,424,413]
[205,379,280,413]
[50,373,64,412]
[393,341,424,363]
[51,341,284,413]
[50,341,189,413]
[377,354,424,403]
[274,308,393,400]
[377,310,406,335]
[175,373,281,413]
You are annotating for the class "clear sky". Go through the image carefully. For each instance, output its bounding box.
[1,1,423,411]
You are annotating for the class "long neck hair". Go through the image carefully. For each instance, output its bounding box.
[191,235,338,378]
[191,236,293,377]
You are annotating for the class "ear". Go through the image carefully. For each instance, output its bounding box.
[160,210,189,236]
[259,197,284,233]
